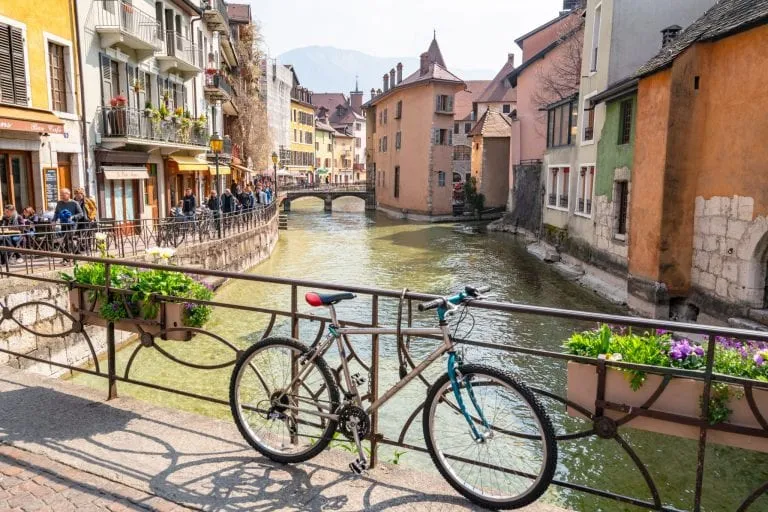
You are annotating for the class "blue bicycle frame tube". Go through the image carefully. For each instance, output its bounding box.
[447,352,484,441]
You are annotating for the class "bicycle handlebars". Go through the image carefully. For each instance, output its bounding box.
[418,285,491,312]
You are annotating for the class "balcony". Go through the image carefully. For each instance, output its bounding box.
[548,193,557,206]
[92,0,163,61]
[97,107,209,149]
[353,163,365,171]
[202,0,230,34]
[204,73,233,101]
[156,30,202,79]
[207,136,233,161]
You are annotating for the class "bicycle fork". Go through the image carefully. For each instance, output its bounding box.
[447,352,492,442]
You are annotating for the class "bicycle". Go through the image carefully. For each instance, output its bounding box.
[230,285,557,510]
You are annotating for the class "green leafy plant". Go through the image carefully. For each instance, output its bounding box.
[703,383,742,425]
[389,449,407,465]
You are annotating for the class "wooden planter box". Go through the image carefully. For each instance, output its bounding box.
[567,361,768,453]
[69,289,191,341]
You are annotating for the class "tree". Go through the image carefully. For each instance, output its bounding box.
[229,22,270,171]
[532,13,585,111]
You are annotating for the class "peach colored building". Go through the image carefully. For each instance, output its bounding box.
[628,0,768,323]
[363,37,465,220]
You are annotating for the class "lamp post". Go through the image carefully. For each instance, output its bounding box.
[210,132,224,239]
[271,151,278,201]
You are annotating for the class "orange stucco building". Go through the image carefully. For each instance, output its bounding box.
[363,38,465,219]
[628,0,768,321]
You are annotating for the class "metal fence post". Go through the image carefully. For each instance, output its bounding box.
[370,294,379,468]
[104,262,118,400]
[694,334,718,511]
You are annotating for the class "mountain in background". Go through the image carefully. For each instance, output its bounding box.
[277,46,496,95]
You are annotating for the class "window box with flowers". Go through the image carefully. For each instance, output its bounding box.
[564,325,768,452]
[62,238,213,342]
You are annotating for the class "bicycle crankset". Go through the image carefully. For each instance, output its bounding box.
[338,405,370,440]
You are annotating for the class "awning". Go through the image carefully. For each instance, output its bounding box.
[315,168,330,175]
[168,156,209,172]
[101,166,150,180]
[208,164,231,175]
[232,163,252,174]
[0,105,64,134]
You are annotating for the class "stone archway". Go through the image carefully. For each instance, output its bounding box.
[735,215,768,308]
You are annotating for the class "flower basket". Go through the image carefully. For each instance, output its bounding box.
[566,361,768,453]
[69,287,191,341]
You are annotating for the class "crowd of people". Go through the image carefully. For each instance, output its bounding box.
[173,177,274,218]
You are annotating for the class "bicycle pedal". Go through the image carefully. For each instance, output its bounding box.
[348,458,368,476]
[351,373,367,386]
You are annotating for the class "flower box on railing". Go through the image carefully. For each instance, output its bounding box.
[566,361,768,453]
[68,287,191,341]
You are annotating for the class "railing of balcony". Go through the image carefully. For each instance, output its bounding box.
[203,0,230,26]
[548,193,557,206]
[204,73,234,98]
[97,107,209,147]
[92,0,163,48]
[160,30,199,68]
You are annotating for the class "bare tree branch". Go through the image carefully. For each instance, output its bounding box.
[532,14,585,110]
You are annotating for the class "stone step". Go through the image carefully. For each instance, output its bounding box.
[728,317,768,332]
[527,241,560,263]
[748,309,768,325]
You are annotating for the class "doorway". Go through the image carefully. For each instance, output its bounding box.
[146,164,159,218]
[0,152,34,211]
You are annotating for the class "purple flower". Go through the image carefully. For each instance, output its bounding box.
[755,353,765,367]
[694,346,705,357]
[656,329,669,335]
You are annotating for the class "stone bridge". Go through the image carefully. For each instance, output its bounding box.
[279,184,376,212]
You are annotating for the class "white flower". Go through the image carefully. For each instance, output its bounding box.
[159,248,175,259]
[146,247,161,257]
[95,232,108,242]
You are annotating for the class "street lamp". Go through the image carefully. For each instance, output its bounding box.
[271,151,279,200]
[210,132,224,239]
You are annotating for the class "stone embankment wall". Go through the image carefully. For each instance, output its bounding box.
[0,211,279,378]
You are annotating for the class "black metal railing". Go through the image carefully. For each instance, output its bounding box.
[0,203,277,270]
[98,107,209,147]
[559,195,569,208]
[0,243,768,511]
[548,193,557,206]
[204,73,234,98]
[586,198,592,215]
[92,0,163,49]
[160,30,199,68]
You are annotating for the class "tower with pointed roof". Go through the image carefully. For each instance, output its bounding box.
[362,36,465,219]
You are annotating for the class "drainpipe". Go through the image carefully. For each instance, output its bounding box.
[190,16,202,117]
[71,0,91,196]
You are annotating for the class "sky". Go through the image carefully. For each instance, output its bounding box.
[251,0,568,71]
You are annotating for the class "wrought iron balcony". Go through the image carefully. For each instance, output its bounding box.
[202,0,230,34]
[578,198,585,212]
[559,196,569,208]
[204,73,234,100]
[586,199,592,215]
[92,0,163,60]
[548,193,557,206]
[97,107,209,148]
[156,30,201,78]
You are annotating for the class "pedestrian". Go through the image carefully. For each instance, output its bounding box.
[256,185,268,205]
[182,188,196,219]
[54,188,84,260]
[244,185,256,210]
[230,180,238,197]
[0,205,23,264]
[73,187,97,253]
[221,188,238,214]
[207,190,220,212]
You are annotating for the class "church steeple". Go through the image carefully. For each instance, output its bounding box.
[426,33,446,68]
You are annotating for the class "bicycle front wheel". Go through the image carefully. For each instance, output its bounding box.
[423,364,556,510]
[230,337,340,463]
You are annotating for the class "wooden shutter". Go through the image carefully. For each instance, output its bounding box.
[126,64,136,108]
[447,130,453,146]
[100,53,112,106]
[0,24,14,104]
[9,26,26,105]
[446,95,453,112]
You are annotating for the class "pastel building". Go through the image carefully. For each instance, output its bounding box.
[314,117,334,183]
[287,67,315,182]
[363,37,465,220]
[260,57,292,166]
[0,0,85,212]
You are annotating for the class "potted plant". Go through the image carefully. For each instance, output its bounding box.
[144,101,154,117]
[564,325,768,453]
[178,116,191,143]
[132,79,144,94]
[172,106,184,125]
[162,89,171,107]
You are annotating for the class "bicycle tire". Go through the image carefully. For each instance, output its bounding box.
[230,336,340,464]
[422,363,557,510]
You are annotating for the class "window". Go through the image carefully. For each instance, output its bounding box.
[48,42,68,112]
[435,95,453,113]
[583,100,595,142]
[356,122,361,130]
[453,145,470,161]
[382,136,388,152]
[379,111,383,125]
[293,129,297,142]
[328,143,332,151]
[293,109,296,121]
[315,142,319,151]
[590,4,602,72]
[383,108,388,124]
[546,99,577,148]
[0,23,28,106]
[454,123,459,135]
[502,104,511,114]
[355,137,361,148]
[618,99,633,145]
[433,128,452,145]
[395,100,402,119]
[438,171,446,187]
[547,166,570,209]
[464,122,471,133]
[395,131,401,150]
[616,181,629,236]
[305,132,313,144]
[394,166,400,198]
[576,165,595,216]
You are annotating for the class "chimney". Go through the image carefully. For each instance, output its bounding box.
[389,68,396,89]
[507,53,515,67]
[384,73,390,92]
[351,90,363,113]
[370,88,376,100]
[661,25,683,47]
[419,52,429,76]
[396,62,403,84]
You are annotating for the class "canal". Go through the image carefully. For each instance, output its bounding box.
[72,197,768,511]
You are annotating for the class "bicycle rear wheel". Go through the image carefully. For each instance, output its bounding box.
[230,337,339,463]
[423,364,556,510]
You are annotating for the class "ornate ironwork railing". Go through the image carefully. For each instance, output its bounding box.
[97,107,209,147]
[0,246,767,511]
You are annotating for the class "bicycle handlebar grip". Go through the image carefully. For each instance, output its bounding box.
[418,298,445,311]
[476,285,491,294]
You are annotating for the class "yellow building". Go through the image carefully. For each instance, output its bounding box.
[333,130,354,184]
[0,0,84,211]
[289,85,315,183]
[314,119,335,184]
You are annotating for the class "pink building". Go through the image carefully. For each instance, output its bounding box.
[363,38,465,220]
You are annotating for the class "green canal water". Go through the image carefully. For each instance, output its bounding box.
[72,197,768,511]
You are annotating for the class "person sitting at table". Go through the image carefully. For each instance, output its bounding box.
[54,188,84,258]
[0,204,23,264]
[21,206,41,225]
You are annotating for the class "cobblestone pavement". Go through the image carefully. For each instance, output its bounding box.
[0,445,190,512]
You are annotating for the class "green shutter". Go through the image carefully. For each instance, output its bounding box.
[9,26,26,105]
